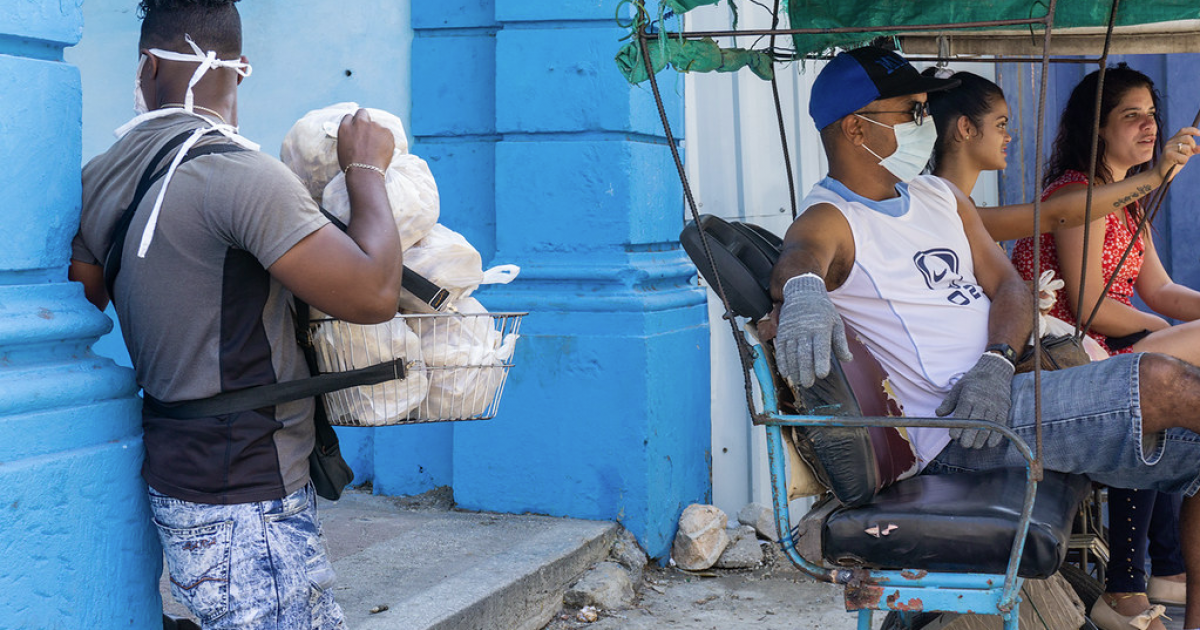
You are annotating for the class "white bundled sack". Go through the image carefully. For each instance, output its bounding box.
[281,102,409,200]
[416,298,519,419]
[399,224,521,313]
[311,318,430,426]
[281,102,439,250]
[322,157,439,251]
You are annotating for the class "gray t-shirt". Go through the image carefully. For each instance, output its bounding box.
[75,113,329,504]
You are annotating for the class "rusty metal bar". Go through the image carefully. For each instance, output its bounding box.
[768,0,800,220]
[1007,0,1061,613]
[642,18,1051,40]
[636,28,763,427]
[1074,0,1121,340]
[895,56,1102,65]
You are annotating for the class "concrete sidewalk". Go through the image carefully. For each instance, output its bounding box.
[162,489,618,630]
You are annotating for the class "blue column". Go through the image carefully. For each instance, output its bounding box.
[388,0,502,495]
[416,0,711,559]
[0,4,158,629]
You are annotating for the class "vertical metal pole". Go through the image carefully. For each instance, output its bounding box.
[769,0,800,220]
[1074,0,1122,338]
[637,29,760,415]
[1029,0,1059,476]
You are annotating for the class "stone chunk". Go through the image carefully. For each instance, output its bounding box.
[609,527,647,584]
[738,502,779,540]
[564,562,635,610]
[716,525,764,569]
[672,504,730,571]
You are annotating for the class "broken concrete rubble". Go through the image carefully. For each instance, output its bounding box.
[671,504,730,571]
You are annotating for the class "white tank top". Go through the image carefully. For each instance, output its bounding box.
[800,175,991,468]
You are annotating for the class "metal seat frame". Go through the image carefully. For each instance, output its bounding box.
[748,337,1045,630]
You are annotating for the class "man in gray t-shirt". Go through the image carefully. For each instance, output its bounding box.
[70,1,402,627]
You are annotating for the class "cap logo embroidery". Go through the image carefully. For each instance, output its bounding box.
[875,56,906,74]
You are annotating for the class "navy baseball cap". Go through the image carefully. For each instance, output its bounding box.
[810,47,959,130]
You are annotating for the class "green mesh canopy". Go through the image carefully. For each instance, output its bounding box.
[664,0,722,13]
[784,0,1200,56]
[616,37,774,84]
[617,0,1200,84]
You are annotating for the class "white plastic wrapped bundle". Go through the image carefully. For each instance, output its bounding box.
[280,103,438,253]
[321,155,439,251]
[280,102,412,202]
[311,318,430,426]
[414,299,520,419]
[399,225,501,313]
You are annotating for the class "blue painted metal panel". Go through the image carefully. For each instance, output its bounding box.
[412,33,497,137]
[0,0,83,51]
[495,0,674,23]
[414,140,499,264]
[494,140,683,253]
[0,55,81,273]
[0,438,161,629]
[412,0,496,30]
[1,5,155,625]
[451,302,709,558]
[373,423,455,496]
[445,3,711,557]
[333,426,376,486]
[1160,54,1200,291]
[496,0,616,22]
[495,26,680,136]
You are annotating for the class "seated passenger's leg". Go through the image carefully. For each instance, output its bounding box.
[1147,491,1187,606]
[1100,488,1160,628]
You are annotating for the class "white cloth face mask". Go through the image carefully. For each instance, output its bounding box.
[133,54,150,115]
[856,114,937,183]
[145,34,252,113]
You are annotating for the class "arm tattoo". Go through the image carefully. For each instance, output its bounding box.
[1112,184,1153,209]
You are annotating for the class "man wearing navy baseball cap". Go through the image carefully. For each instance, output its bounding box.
[768,50,1200,611]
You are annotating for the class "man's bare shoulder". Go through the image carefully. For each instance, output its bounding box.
[786,202,852,243]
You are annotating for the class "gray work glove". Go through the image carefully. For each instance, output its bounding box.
[775,274,853,389]
[936,352,1016,449]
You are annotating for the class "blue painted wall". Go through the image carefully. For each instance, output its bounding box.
[412,0,711,559]
[998,55,1200,293]
[0,3,159,629]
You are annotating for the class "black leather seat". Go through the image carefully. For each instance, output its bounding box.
[823,468,1090,579]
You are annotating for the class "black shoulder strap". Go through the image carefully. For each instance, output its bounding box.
[142,357,405,419]
[103,134,248,300]
[317,207,451,311]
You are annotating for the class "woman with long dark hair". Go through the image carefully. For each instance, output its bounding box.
[923,69,1196,242]
[1011,64,1200,630]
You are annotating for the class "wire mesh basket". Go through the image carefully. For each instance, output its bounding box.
[308,312,525,427]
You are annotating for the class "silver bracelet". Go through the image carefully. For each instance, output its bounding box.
[344,162,386,179]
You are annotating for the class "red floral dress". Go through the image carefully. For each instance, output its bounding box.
[1010,170,1146,355]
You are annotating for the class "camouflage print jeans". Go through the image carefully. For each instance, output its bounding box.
[150,483,346,630]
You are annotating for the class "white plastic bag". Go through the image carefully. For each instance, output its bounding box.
[321,152,440,251]
[311,318,430,426]
[398,225,521,313]
[415,299,519,419]
[280,102,413,203]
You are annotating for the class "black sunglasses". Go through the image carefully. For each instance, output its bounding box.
[858,101,930,126]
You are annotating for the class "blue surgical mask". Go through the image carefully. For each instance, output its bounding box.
[855,114,937,183]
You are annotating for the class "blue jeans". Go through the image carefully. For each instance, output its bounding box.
[928,353,1200,496]
[150,483,346,630]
